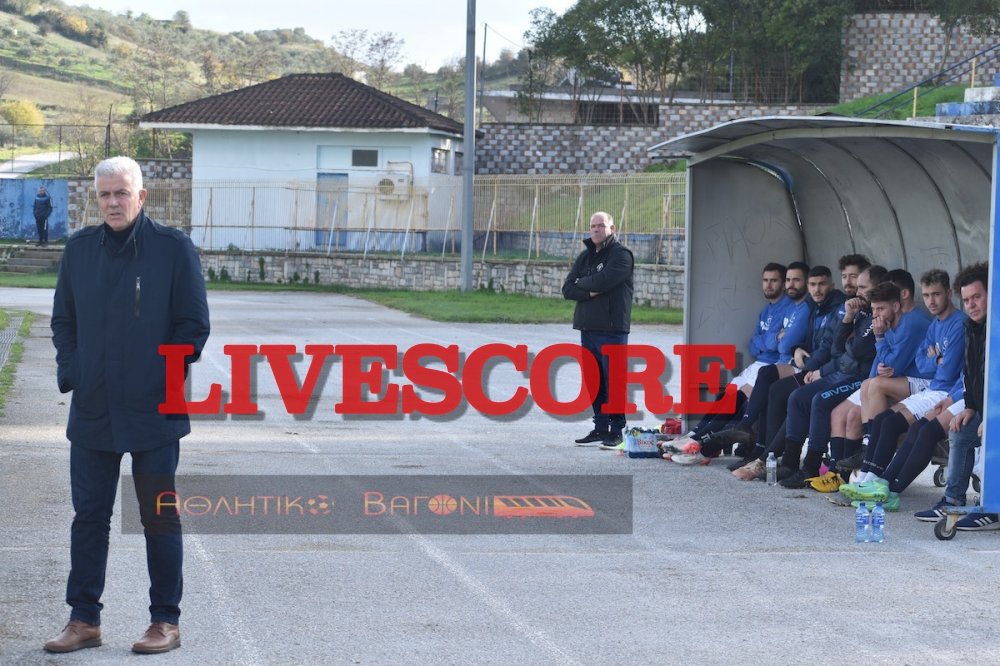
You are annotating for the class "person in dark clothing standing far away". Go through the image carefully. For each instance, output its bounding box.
[45,156,211,655]
[563,211,635,449]
[33,185,52,246]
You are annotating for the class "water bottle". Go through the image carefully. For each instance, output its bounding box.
[766,452,777,486]
[855,501,871,543]
[871,501,885,543]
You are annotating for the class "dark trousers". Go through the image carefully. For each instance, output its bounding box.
[580,330,628,435]
[35,215,48,244]
[782,372,862,467]
[67,442,182,626]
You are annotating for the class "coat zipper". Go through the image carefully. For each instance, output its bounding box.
[134,276,141,318]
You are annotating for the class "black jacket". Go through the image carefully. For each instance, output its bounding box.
[51,213,210,452]
[33,193,52,220]
[964,317,986,415]
[562,235,634,332]
[799,289,847,373]
[833,306,877,379]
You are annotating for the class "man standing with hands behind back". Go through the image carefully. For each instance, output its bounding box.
[562,211,635,449]
[46,156,210,654]
[33,185,52,246]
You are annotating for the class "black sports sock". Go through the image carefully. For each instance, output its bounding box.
[781,438,805,470]
[802,449,824,477]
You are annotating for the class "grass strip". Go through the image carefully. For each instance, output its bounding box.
[0,311,34,416]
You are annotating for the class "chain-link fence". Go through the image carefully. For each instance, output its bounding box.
[74,172,687,264]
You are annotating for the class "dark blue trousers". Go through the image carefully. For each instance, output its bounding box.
[67,442,182,625]
[580,330,628,435]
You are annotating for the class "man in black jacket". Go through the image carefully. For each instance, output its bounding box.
[562,211,634,448]
[915,262,994,529]
[45,157,210,654]
[33,185,52,246]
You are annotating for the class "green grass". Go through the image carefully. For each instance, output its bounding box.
[0,271,58,288]
[0,272,682,324]
[0,310,34,416]
[823,84,966,119]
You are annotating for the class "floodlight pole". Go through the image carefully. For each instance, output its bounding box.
[460,0,476,292]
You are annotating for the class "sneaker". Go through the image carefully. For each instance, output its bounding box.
[808,471,844,493]
[837,448,867,471]
[599,435,624,450]
[670,452,709,466]
[955,513,1000,531]
[776,465,797,482]
[732,459,765,481]
[727,455,756,472]
[575,429,608,446]
[779,469,808,489]
[839,478,890,502]
[851,492,900,512]
[661,438,701,455]
[914,497,963,522]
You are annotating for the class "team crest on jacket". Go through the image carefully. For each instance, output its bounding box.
[596,262,604,271]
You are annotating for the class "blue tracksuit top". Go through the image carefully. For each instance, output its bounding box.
[872,308,932,379]
[748,295,792,364]
[912,309,967,391]
[948,374,965,403]
[777,297,812,364]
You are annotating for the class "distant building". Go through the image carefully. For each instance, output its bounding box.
[139,73,465,252]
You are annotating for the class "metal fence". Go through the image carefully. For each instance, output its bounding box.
[75,172,687,264]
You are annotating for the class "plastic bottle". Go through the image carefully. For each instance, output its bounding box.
[871,501,885,543]
[855,501,871,543]
[766,452,777,486]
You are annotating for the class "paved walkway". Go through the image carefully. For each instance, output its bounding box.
[1,287,998,664]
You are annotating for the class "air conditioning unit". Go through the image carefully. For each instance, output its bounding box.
[375,171,412,200]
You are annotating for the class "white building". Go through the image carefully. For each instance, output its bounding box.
[140,73,466,253]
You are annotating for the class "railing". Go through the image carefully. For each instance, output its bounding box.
[852,43,1000,119]
[75,173,688,265]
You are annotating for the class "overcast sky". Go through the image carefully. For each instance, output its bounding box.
[74,0,577,69]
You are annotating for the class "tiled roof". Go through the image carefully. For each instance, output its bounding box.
[140,73,464,135]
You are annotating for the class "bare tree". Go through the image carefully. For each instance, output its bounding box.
[331,28,368,77]
[364,31,405,89]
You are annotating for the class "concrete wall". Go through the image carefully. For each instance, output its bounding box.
[198,251,684,309]
[840,12,995,103]
[476,103,823,174]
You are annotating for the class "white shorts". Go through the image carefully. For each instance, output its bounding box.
[898,389,949,420]
[730,361,768,389]
[948,399,966,416]
[907,376,931,395]
[846,388,862,406]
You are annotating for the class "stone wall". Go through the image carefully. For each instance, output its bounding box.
[64,159,193,232]
[477,103,823,174]
[840,12,995,102]
[199,251,684,309]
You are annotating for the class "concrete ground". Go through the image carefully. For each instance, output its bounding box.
[1,286,999,665]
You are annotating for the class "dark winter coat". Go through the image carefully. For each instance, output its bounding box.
[51,212,210,452]
[964,316,986,415]
[33,193,52,220]
[561,235,634,332]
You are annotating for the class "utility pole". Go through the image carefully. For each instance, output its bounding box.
[460,0,476,292]
[478,23,487,127]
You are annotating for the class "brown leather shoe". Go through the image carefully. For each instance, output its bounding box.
[43,619,102,653]
[132,622,181,654]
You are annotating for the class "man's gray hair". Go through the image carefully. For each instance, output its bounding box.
[94,156,143,190]
[592,211,614,227]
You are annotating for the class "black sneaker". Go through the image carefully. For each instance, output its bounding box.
[599,434,624,450]
[575,429,608,446]
[779,469,808,489]
[776,465,797,482]
[838,447,867,471]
